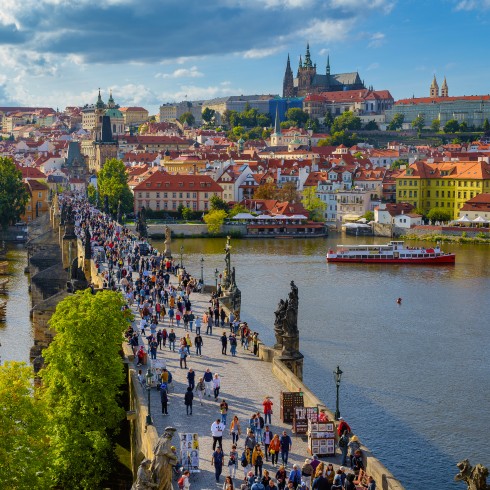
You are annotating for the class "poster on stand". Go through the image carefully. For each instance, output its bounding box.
[179,433,200,473]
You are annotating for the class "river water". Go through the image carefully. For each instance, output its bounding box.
[2,236,489,489]
[152,235,490,490]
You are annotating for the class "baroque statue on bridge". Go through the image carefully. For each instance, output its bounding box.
[455,459,489,490]
[163,226,172,258]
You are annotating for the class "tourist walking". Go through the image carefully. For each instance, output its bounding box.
[301,459,314,489]
[204,368,213,397]
[275,466,287,490]
[228,445,239,480]
[195,333,203,356]
[229,333,237,356]
[179,345,188,369]
[195,377,205,405]
[263,397,273,425]
[160,387,168,415]
[252,444,264,478]
[213,373,221,400]
[348,435,361,468]
[206,312,214,335]
[211,419,225,450]
[339,430,349,466]
[256,412,264,443]
[187,368,195,390]
[184,386,194,415]
[168,329,176,351]
[195,316,201,335]
[241,448,252,478]
[279,431,292,466]
[263,426,273,462]
[221,331,228,355]
[288,464,302,489]
[245,429,256,452]
[223,474,234,490]
[269,434,280,466]
[220,399,229,426]
[212,446,224,483]
[230,415,241,444]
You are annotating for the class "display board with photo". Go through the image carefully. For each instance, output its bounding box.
[179,433,200,472]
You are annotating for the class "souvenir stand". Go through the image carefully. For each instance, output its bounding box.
[280,391,304,423]
[148,358,166,388]
[307,419,336,456]
[293,406,319,435]
[179,433,200,474]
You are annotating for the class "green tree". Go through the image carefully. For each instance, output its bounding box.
[0,362,51,488]
[0,156,29,229]
[483,118,490,131]
[363,210,374,222]
[331,111,362,132]
[363,120,379,130]
[323,110,334,129]
[391,159,408,170]
[412,114,425,132]
[427,207,452,223]
[87,183,97,205]
[285,108,309,127]
[444,119,460,133]
[262,128,272,140]
[318,130,358,147]
[228,203,249,218]
[210,195,229,212]
[202,107,216,125]
[181,206,192,221]
[431,119,441,132]
[254,182,278,199]
[179,112,195,127]
[177,203,184,218]
[97,158,133,215]
[41,290,129,489]
[301,187,326,221]
[387,113,404,131]
[277,181,299,202]
[306,118,320,133]
[459,121,468,132]
[203,209,227,234]
[280,121,294,129]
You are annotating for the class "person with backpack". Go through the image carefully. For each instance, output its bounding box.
[168,329,176,351]
[195,377,205,405]
[229,333,238,357]
[177,469,191,489]
[194,333,203,356]
[228,444,239,480]
[184,386,194,415]
[251,476,266,490]
[338,430,349,466]
[252,444,264,479]
[288,464,302,489]
[241,448,252,478]
[160,386,168,415]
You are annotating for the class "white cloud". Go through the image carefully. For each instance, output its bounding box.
[454,0,490,10]
[329,0,394,13]
[366,62,380,71]
[161,84,244,103]
[155,66,204,79]
[368,32,385,48]
[319,48,330,56]
[299,18,354,42]
[242,46,283,59]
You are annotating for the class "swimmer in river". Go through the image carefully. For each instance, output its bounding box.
[396,298,402,304]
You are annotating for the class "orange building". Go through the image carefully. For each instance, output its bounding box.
[21,179,50,223]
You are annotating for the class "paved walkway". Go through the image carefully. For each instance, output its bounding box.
[129,279,343,489]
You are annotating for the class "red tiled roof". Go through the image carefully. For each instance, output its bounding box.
[396,95,490,105]
[133,170,223,192]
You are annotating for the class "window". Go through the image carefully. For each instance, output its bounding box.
[173,193,176,198]
[164,192,167,198]
[192,192,197,198]
[172,201,177,210]
[192,201,197,210]
[186,193,190,198]
[204,193,208,198]
[138,192,142,198]
[156,192,160,198]
[204,201,208,210]
[164,202,168,209]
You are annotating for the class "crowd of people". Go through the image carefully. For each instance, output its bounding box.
[58,194,376,490]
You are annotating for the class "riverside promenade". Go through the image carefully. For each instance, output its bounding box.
[128,282,339,489]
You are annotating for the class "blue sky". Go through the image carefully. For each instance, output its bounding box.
[0,0,489,114]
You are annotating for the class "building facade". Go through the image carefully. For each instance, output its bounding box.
[159,101,203,125]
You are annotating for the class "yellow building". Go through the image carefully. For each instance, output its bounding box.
[21,179,50,223]
[162,155,208,174]
[119,106,149,128]
[396,159,490,218]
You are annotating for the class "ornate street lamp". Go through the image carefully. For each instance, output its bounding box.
[180,245,184,269]
[145,369,154,426]
[333,365,343,421]
[214,268,219,291]
[200,257,204,284]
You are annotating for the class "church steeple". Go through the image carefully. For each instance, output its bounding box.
[107,89,115,108]
[96,88,105,111]
[274,105,281,135]
[283,54,294,97]
[441,76,448,97]
[430,75,439,98]
[304,42,312,68]
[326,55,331,76]
[298,54,303,75]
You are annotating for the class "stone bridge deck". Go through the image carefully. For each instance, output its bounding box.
[129,285,343,489]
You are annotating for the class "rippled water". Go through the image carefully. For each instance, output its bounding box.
[152,235,490,490]
[0,246,32,365]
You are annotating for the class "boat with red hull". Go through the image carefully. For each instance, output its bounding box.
[326,240,455,264]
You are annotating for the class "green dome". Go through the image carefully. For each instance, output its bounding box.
[105,108,123,118]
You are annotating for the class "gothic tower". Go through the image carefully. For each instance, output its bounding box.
[441,77,448,97]
[282,54,295,97]
[297,43,316,95]
[430,75,439,98]
[325,55,331,90]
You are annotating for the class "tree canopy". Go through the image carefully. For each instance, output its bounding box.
[331,111,362,132]
[318,130,358,147]
[285,108,309,127]
[0,362,51,488]
[431,119,441,132]
[301,187,326,221]
[179,112,195,127]
[210,195,230,212]
[363,120,379,131]
[444,119,460,133]
[0,156,29,229]
[203,209,227,234]
[427,208,452,223]
[411,114,425,132]
[254,182,278,200]
[202,107,216,125]
[97,158,134,216]
[387,113,404,131]
[41,289,129,489]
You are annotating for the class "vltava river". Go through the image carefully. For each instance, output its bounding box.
[152,235,490,490]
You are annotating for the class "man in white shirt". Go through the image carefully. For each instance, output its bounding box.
[211,418,224,450]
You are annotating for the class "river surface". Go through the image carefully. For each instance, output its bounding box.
[2,236,489,489]
[153,235,490,490]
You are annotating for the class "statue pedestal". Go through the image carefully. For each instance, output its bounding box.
[278,333,304,380]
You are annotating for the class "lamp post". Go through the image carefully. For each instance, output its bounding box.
[145,369,154,426]
[214,268,219,291]
[200,257,204,284]
[333,365,343,421]
[180,245,184,269]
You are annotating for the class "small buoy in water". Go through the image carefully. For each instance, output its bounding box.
[396,298,402,304]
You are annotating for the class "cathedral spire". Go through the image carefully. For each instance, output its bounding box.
[326,54,330,76]
[441,76,448,97]
[304,42,312,68]
[430,74,439,98]
[283,53,294,97]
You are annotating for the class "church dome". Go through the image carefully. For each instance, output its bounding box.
[105,108,123,118]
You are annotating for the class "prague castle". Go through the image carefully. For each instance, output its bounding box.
[283,44,365,97]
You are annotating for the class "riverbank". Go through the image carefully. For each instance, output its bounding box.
[401,232,490,244]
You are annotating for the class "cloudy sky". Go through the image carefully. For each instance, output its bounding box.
[0,0,489,114]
